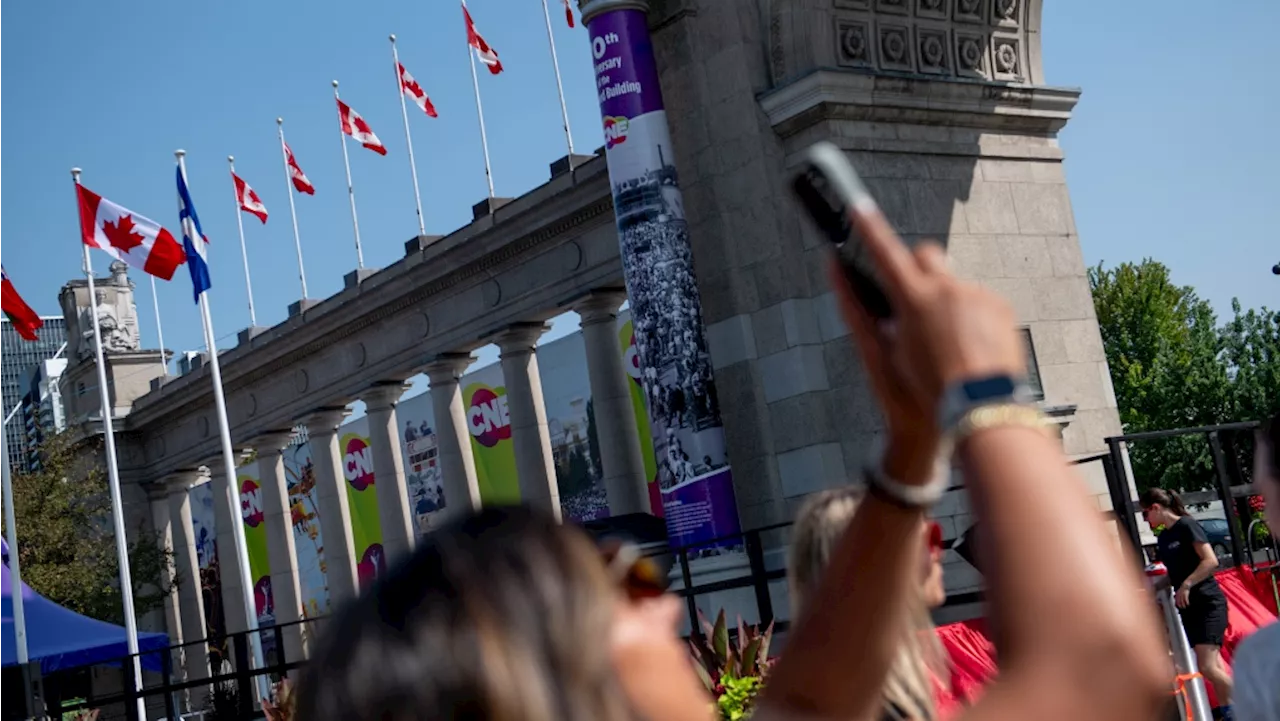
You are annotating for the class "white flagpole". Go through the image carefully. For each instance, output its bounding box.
[463,9,496,199]
[276,118,310,299]
[175,151,269,702]
[390,35,427,237]
[2,428,30,666]
[226,156,258,328]
[538,0,576,162]
[332,81,366,269]
[150,276,168,376]
[71,168,146,721]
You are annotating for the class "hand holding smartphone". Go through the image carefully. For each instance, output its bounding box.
[790,141,895,320]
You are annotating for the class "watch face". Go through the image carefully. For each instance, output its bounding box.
[964,376,1016,401]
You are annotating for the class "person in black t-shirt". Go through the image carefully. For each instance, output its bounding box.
[1141,488,1235,719]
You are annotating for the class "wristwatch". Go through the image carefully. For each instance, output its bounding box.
[937,374,1029,433]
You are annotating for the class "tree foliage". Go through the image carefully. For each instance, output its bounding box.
[2,432,176,623]
[1090,259,1280,493]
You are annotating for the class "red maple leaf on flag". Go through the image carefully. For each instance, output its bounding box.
[102,215,145,252]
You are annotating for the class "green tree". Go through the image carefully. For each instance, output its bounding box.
[563,447,593,497]
[1089,259,1226,493]
[585,399,602,479]
[1090,259,1280,493]
[2,432,176,623]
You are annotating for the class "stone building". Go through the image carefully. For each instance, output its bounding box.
[49,0,1128,693]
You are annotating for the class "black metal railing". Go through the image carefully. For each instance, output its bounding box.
[1102,421,1270,569]
[34,438,1265,720]
[38,617,322,720]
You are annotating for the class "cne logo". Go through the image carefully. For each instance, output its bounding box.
[468,386,512,448]
[603,115,630,149]
[343,436,376,492]
[240,478,264,528]
[624,333,642,384]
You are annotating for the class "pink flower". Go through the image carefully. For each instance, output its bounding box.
[1248,495,1266,514]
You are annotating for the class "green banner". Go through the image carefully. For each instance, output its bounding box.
[237,471,271,621]
[341,431,386,586]
[620,320,661,513]
[463,382,521,505]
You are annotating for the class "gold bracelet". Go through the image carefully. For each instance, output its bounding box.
[954,403,1050,447]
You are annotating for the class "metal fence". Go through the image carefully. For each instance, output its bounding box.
[1101,421,1277,569]
[26,430,1276,720]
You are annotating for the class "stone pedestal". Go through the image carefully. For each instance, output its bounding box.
[494,324,561,519]
[344,268,379,290]
[361,382,416,565]
[250,432,308,670]
[300,407,360,605]
[423,354,482,519]
[287,299,320,318]
[574,291,650,516]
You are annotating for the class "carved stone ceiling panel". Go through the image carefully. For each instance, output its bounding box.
[832,0,1031,83]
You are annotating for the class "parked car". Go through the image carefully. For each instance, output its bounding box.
[1199,518,1232,559]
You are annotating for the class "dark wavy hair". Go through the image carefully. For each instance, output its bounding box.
[296,506,631,721]
[1138,488,1189,517]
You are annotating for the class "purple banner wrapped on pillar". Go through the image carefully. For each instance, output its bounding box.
[583,2,742,551]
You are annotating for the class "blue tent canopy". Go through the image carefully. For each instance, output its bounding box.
[3,540,169,673]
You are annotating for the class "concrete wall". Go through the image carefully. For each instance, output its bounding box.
[648,0,1123,583]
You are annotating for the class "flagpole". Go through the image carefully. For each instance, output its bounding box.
[463,9,496,199]
[226,156,258,328]
[390,35,427,237]
[276,119,310,300]
[71,167,147,721]
[149,276,168,376]
[2,423,31,668]
[175,150,269,702]
[332,81,366,269]
[538,0,576,162]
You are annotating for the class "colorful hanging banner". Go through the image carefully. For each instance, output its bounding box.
[341,426,386,588]
[464,382,521,505]
[586,6,742,549]
[237,469,274,625]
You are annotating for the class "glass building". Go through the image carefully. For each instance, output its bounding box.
[2,316,68,472]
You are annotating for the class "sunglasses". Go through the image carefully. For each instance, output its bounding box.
[601,539,670,600]
[927,521,944,552]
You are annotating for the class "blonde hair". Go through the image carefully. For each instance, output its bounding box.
[789,487,946,721]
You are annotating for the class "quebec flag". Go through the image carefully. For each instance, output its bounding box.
[177,163,212,302]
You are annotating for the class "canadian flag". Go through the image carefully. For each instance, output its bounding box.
[463,2,503,75]
[1,267,43,341]
[398,63,438,118]
[232,172,268,224]
[563,0,575,28]
[284,143,315,195]
[76,184,186,281]
[337,99,388,156]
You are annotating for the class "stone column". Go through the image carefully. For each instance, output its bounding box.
[147,484,184,665]
[494,323,561,519]
[575,291,650,515]
[167,472,211,691]
[423,354,482,519]
[251,431,308,669]
[205,454,250,638]
[301,407,360,606]
[361,382,417,564]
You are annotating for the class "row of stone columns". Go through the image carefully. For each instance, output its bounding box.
[146,290,650,687]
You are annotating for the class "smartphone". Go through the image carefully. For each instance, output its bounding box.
[790,141,893,319]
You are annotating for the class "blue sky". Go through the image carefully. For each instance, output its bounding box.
[2,0,1276,396]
